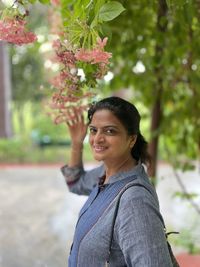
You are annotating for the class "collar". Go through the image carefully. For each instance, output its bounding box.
[98,163,144,186]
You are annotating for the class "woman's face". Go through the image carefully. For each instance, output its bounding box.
[89,109,135,164]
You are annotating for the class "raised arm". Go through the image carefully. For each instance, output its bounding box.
[61,107,105,195]
[66,107,88,168]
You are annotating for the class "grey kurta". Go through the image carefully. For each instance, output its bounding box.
[61,163,173,267]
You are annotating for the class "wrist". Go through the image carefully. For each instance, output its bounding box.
[71,142,83,151]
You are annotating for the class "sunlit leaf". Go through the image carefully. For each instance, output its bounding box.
[99,1,125,22]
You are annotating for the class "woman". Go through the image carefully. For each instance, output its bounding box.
[61,96,174,267]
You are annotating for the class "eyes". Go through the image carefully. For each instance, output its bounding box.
[89,126,117,135]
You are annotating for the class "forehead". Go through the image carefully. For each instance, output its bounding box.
[90,109,123,127]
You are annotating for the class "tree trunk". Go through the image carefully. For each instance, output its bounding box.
[0,42,12,138]
[148,0,168,178]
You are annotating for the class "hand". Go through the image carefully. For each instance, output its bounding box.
[66,107,88,147]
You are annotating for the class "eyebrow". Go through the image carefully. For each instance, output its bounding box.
[89,125,119,129]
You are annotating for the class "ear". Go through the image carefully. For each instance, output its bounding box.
[130,135,137,148]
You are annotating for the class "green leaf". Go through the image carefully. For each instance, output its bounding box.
[28,0,37,3]
[38,0,50,4]
[99,1,125,22]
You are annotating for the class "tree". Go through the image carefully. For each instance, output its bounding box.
[104,0,200,178]
[1,2,50,133]
[0,42,12,138]
[1,0,200,178]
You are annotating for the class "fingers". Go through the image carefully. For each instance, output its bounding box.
[66,106,86,127]
[79,113,84,123]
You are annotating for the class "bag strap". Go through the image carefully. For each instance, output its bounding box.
[105,182,180,267]
[106,182,154,264]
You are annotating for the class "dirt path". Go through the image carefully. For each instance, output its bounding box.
[0,165,86,267]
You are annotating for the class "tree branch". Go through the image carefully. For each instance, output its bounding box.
[171,165,200,215]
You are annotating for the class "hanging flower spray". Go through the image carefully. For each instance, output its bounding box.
[47,0,125,124]
[0,1,37,45]
[0,0,125,124]
[48,35,112,124]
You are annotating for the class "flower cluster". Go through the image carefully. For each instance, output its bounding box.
[75,38,111,64]
[48,37,112,124]
[75,37,112,79]
[0,18,37,45]
[51,39,79,93]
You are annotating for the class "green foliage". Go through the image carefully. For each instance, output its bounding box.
[31,110,68,140]
[60,0,125,49]
[100,0,200,169]
[0,137,69,163]
[0,137,94,163]
[9,3,49,104]
[173,191,199,200]
[99,1,125,22]
[0,102,94,163]
[0,138,28,163]
[172,227,200,254]
[38,0,50,4]
[10,44,45,103]
[0,0,50,18]
[1,0,200,171]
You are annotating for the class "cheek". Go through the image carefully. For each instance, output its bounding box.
[89,134,93,145]
[115,138,131,150]
[106,138,123,150]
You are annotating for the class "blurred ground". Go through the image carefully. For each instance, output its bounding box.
[0,163,200,267]
[0,164,87,267]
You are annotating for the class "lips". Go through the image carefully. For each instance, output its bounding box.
[93,145,107,152]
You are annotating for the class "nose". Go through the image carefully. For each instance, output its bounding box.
[94,130,105,143]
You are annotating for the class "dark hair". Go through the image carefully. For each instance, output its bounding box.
[88,96,150,164]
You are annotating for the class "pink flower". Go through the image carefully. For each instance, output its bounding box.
[75,48,112,64]
[48,36,112,124]
[0,18,37,45]
[53,39,76,67]
[90,49,112,64]
[56,50,76,67]
[96,37,108,49]
[50,69,80,94]
[51,0,60,6]
[75,37,112,64]
[75,48,92,62]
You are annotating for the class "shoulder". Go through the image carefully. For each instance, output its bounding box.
[118,181,160,210]
[114,182,163,232]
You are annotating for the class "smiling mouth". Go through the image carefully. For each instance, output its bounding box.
[93,146,107,152]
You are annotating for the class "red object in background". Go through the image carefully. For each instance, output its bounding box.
[176,253,200,267]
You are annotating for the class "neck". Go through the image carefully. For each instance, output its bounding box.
[104,156,137,183]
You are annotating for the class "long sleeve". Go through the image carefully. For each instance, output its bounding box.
[61,164,105,196]
[114,186,173,267]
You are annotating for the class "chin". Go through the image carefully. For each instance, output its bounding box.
[93,153,105,161]
[93,156,104,161]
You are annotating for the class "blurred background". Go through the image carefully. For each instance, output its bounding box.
[0,1,200,266]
